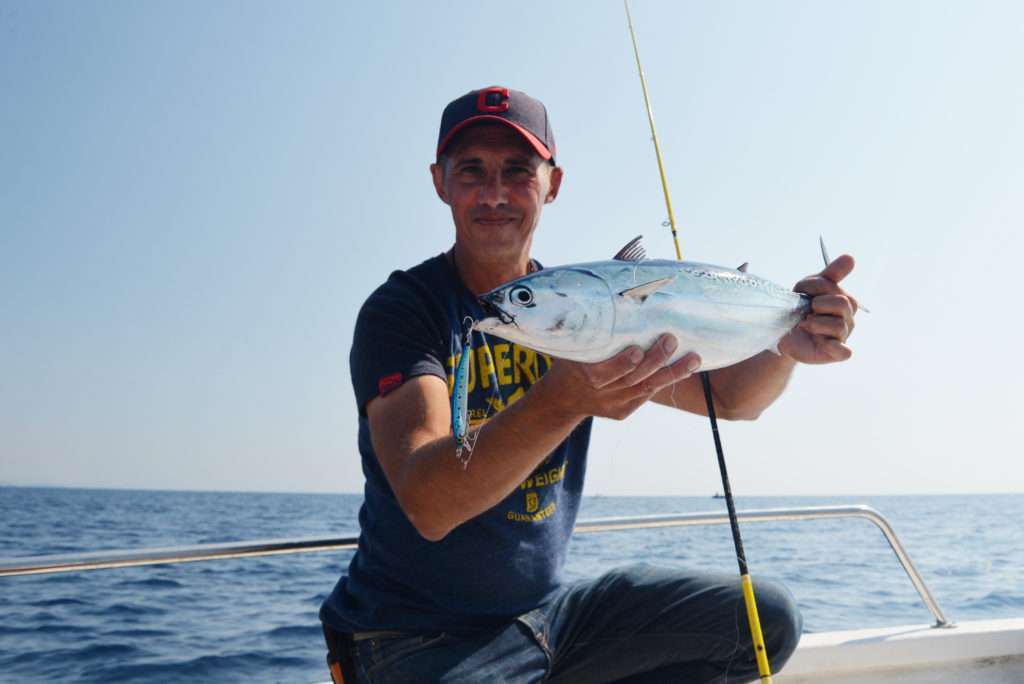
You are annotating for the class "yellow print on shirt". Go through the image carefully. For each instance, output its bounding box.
[446,343,552,397]
[507,462,568,524]
[507,502,557,523]
[519,463,566,491]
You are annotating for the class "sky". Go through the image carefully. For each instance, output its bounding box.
[2,0,1022,497]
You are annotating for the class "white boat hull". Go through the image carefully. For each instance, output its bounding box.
[779,618,1024,683]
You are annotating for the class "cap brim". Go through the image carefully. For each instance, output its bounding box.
[436,115,553,161]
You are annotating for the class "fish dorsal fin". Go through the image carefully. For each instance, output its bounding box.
[619,276,675,303]
[612,235,646,262]
[737,262,749,273]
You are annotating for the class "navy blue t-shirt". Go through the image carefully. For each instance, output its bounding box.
[320,253,593,633]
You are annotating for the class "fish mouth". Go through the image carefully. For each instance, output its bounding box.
[478,291,517,326]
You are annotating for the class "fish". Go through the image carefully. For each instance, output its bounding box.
[473,236,810,371]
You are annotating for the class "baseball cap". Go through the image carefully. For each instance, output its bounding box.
[436,86,556,162]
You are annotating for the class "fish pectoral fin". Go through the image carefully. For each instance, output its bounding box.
[618,276,675,303]
[737,262,749,273]
[612,235,647,262]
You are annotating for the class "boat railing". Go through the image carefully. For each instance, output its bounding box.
[0,504,951,628]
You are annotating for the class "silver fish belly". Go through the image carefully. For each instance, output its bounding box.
[475,258,809,371]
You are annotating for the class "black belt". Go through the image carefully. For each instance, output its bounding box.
[322,623,358,684]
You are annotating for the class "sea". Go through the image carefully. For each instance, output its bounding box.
[1,487,1022,683]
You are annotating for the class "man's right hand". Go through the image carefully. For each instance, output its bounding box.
[538,333,702,422]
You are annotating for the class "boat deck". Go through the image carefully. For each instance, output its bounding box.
[779,617,1024,683]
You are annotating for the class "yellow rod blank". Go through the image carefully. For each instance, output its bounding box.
[624,0,683,260]
[742,573,774,682]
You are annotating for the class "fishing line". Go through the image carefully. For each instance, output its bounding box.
[624,1,774,680]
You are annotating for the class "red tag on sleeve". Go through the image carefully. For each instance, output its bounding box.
[378,372,403,397]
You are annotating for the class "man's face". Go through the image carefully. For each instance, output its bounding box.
[430,124,562,263]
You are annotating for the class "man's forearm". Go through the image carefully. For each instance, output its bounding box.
[706,350,798,420]
[398,376,584,541]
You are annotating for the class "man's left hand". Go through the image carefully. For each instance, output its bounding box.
[778,254,858,364]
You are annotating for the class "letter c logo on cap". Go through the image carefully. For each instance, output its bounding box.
[476,87,510,113]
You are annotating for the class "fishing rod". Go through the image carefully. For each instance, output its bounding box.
[623,2,774,681]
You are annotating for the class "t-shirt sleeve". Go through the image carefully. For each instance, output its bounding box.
[349,274,448,415]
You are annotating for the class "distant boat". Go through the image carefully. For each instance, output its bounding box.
[713,492,725,499]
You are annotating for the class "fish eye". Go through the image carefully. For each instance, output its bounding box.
[510,286,534,307]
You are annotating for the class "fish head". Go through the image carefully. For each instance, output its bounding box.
[475,267,615,357]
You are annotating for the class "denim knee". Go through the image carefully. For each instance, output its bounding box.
[754,578,803,668]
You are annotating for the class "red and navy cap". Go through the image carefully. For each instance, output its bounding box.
[436,86,556,162]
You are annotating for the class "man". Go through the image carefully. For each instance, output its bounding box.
[320,86,858,683]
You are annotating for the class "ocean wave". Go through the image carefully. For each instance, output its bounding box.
[30,596,90,607]
[85,602,167,618]
[79,651,311,683]
[27,610,60,622]
[0,622,92,636]
[264,623,322,640]
[0,649,54,669]
[35,544,91,554]
[101,627,176,638]
[196,535,244,544]
[27,572,86,585]
[798,575,845,588]
[1,642,149,671]
[933,560,992,577]
[116,577,184,589]
[67,642,151,660]
[961,591,1024,610]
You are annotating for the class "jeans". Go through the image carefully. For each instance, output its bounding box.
[330,563,802,683]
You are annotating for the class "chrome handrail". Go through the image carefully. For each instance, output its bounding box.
[0,535,359,576]
[0,504,950,627]
[573,505,950,628]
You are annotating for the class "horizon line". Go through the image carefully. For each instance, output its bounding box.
[1,483,1021,498]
